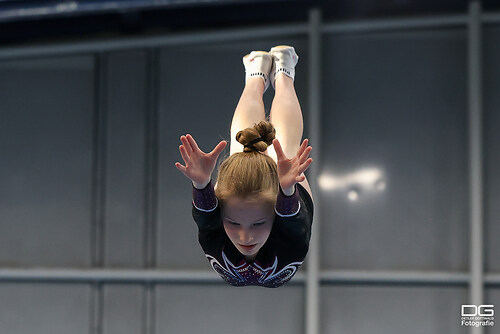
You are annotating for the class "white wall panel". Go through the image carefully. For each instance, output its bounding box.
[320,285,468,334]
[104,51,148,268]
[157,285,304,333]
[103,285,143,334]
[319,29,468,271]
[0,56,94,267]
[0,283,90,334]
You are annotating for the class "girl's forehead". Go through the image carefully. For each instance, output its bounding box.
[223,197,274,220]
[224,196,266,208]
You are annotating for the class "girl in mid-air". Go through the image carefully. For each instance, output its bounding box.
[175,46,314,288]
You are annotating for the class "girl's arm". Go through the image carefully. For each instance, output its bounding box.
[271,138,312,217]
[192,180,218,212]
[191,182,222,232]
[275,183,300,217]
[175,134,226,213]
[273,137,313,196]
[175,133,227,191]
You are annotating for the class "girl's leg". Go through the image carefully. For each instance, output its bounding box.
[229,77,266,156]
[267,74,313,199]
[268,75,302,159]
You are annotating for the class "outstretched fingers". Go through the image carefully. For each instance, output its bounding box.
[209,140,227,158]
[186,134,200,153]
[299,147,312,165]
[272,138,288,161]
[180,135,193,155]
[174,161,187,173]
[179,144,190,164]
[296,174,306,183]
[299,157,313,174]
[296,138,309,158]
[176,134,196,175]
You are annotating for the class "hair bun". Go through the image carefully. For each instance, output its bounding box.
[236,121,276,152]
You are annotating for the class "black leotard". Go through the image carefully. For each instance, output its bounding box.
[192,183,314,288]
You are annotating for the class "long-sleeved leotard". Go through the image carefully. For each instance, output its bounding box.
[192,181,314,288]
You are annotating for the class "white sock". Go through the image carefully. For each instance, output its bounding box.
[269,45,299,89]
[243,51,272,92]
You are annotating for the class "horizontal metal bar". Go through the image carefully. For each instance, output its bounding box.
[0,268,229,284]
[2,268,500,286]
[483,11,500,24]
[321,270,470,285]
[322,14,468,34]
[484,273,500,286]
[0,268,305,284]
[0,23,307,61]
[0,0,260,23]
[0,12,477,61]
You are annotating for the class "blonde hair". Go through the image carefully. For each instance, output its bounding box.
[215,121,279,207]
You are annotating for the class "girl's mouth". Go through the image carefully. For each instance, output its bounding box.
[239,244,257,250]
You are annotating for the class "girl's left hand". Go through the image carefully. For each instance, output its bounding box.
[273,138,313,195]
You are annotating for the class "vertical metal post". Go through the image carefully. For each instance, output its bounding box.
[306,7,322,334]
[142,284,156,334]
[90,284,104,334]
[467,2,484,334]
[91,52,108,268]
[90,52,108,334]
[142,48,160,334]
[144,48,160,270]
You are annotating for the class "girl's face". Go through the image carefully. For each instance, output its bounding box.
[222,196,275,261]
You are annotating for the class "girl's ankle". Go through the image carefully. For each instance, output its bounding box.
[274,73,294,89]
[245,77,266,92]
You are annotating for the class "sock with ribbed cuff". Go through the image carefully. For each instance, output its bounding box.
[243,51,273,92]
[269,45,299,89]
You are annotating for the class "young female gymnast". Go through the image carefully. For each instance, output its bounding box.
[175,46,314,287]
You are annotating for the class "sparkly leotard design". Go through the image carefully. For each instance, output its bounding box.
[207,250,302,288]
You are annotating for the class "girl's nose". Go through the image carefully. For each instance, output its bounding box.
[239,230,253,244]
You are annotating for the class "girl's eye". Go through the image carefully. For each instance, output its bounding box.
[253,222,265,226]
[228,221,239,226]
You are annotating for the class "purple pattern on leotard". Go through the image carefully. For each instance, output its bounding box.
[192,181,217,212]
[275,184,300,217]
[206,250,302,288]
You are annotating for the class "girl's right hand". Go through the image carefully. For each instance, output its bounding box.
[174,134,227,189]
